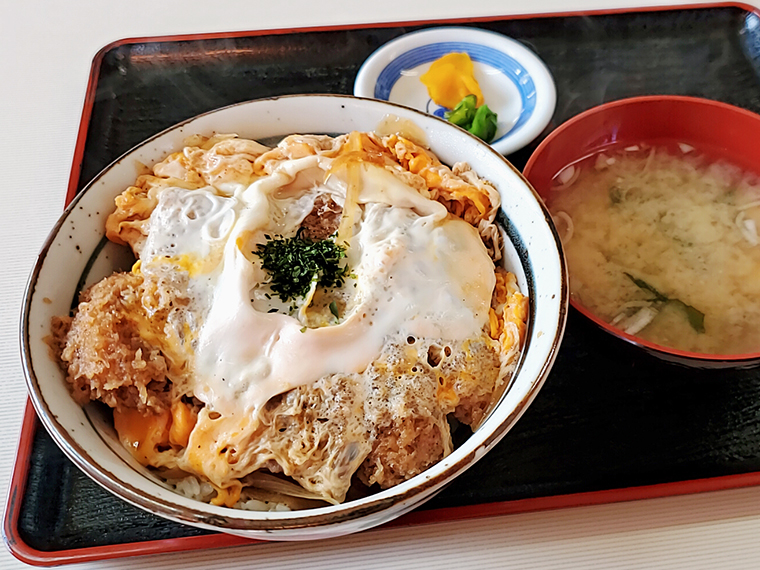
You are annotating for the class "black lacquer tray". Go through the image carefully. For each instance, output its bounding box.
[7,3,760,565]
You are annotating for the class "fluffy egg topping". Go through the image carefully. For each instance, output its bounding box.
[52,131,528,508]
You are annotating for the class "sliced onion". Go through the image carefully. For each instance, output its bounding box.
[610,301,654,326]
[593,154,618,170]
[744,219,759,246]
[735,211,759,246]
[297,279,319,322]
[642,147,656,172]
[738,199,760,212]
[619,305,659,335]
[678,143,694,154]
[594,154,610,171]
[553,210,574,243]
[552,164,580,190]
[245,471,339,504]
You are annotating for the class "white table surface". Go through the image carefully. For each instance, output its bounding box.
[4,0,760,568]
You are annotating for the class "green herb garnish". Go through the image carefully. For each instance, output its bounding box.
[670,299,706,334]
[624,273,705,333]
[625,273,668,303]
[329,301,340,321]
[254,229,350,302]
[444,95,498,143]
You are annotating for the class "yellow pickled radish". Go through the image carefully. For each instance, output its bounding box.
[420,53,485,109]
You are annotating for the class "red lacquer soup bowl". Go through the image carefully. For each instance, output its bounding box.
[524,95,760,368]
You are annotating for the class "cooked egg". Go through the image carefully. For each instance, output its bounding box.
[139,152,495,419]
[54,131,530,505]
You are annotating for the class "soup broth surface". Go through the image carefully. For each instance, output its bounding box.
[547,143,760,355]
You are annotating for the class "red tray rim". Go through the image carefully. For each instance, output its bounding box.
[6,2,760,565]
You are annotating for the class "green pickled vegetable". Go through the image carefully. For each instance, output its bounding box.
[468,104,498,142]
[444,95,498,143]
[445,94,477,127]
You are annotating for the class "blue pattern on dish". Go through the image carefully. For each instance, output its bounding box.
[426,101,448,118]
[374,41,537,143]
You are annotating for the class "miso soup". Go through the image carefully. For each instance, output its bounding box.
[547,143,760,355]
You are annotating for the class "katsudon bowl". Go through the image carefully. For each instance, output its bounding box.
[21,94,568,540]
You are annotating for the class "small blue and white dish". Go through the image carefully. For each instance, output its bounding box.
[354,27,557,156]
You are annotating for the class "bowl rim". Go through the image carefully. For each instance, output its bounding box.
[21,93,568,533]
[353,26,557,156]
[524,94,760,366]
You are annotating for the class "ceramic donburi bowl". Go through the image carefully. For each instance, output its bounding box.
[22,94,567,540]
